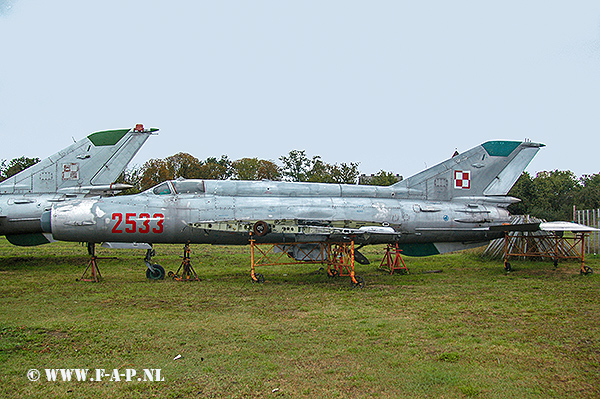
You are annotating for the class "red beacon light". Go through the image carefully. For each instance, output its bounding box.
[132,124,159,134]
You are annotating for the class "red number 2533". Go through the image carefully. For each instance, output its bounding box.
[111,213,164,234]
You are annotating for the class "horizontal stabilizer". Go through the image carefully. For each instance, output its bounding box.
[487,223,541,232]
[487,221,600,233]
[539,221,600,232]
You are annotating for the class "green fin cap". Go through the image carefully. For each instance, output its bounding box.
[482,141,521,157]
[87,129,129,146]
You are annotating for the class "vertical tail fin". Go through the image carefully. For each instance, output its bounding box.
[393,140,544,200]
[0,125,157,194]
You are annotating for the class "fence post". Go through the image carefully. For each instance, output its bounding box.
[577,208,600,255]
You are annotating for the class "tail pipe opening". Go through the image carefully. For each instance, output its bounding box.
[41,210,52,233]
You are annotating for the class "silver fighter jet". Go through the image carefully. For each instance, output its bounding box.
[42,140,543,279]
[1,124,157,246]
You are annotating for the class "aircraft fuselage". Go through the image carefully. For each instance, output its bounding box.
[45,179,511,255]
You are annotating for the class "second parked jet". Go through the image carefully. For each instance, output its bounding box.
[1,124,156,246]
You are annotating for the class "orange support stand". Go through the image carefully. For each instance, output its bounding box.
[249,233,265,284]
[168,242,199,281]
[249,236,365,288]
[325,241,364,288]
[379,243,409,275]
[502,231,593,274]
[326,242,358,279]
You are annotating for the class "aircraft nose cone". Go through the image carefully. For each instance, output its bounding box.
[41,210,52,233]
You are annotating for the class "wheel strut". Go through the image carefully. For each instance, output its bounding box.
[144,247,165,280]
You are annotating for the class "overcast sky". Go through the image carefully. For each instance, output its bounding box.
[1,1,599,179]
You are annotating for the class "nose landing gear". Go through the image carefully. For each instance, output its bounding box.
[144,248,165,280]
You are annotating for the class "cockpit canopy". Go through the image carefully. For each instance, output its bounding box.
[150,180,205,195]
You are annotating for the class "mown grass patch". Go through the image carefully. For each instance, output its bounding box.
[0,238,599,398]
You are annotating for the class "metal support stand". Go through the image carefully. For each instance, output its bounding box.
[249,235,364,288]
[249,233,264,283]
[77,243,102,282]
[379,243,409,274]
[326,242,364,287]
[502,231,593,274]
[168,242,199,281]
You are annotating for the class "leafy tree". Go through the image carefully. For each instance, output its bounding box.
[197,156,232,180]
[115,166,144,194]
[138,158,172,191]
[509,170,582,221]
[575,173,600,211]
[532,170,579,221]
[306,156,329,182]
[305,158,360,184]
[164,152,203,179]
[507,172,535,216]
[232,158,259,180]
[0,156,40,181]
[361,170,402,186]
[280,150,360,184]
[256,159,281,181]
[325,162,360,184]
[137,154,233,191]
[279,150,313,182]
[232,158,281,181]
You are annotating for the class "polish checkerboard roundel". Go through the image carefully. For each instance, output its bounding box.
[454,170,471,189]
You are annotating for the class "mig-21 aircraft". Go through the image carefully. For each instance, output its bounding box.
[42,140,546,283]
[0,124,157,246]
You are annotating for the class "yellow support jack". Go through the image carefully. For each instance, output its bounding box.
[249,234,365,288]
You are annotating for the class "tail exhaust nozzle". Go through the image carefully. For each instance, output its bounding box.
[41,210,52,233]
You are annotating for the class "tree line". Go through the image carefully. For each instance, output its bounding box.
[0,150,401,189]
[0,156,40,181]
[1,151,599,221]
[115,150,402,193]
[507,171,600,221]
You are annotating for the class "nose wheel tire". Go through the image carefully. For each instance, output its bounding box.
[146,264,166,280]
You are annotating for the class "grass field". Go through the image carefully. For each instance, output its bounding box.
[1,237,599,398]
